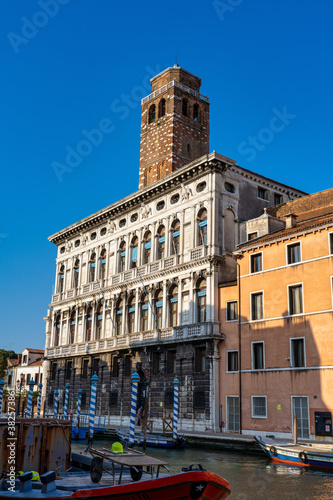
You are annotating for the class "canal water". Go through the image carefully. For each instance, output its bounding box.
[72,440,333,499]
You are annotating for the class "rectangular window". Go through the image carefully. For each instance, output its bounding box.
[291,338,305,367]
[165,389,174,408]
[227,351,238,372]
[258,187,268,200]
[35,373,39,386]
[193,390,206,409]
[330,233,333,254]
[23,355,27,364]
[252,396,267,418]
[82,359,89,379]
[287,242,301,264]
[195,347,206,373]
[248,232,257,241]
[251,292,263,320]
[26,374,31,384]
[252,342,264,370]
[250,253,262,273]
[109,391,118,407]
[274,193,282,205]
[227,396,239,432]
[81,391,87,408]
[92,358,100,375]
[112,357,120,377]
[51,362,57,381]
[48,392,54,406]
[152,352,161,375]
[289,284,303,315]
[124,356,132,377]
[65,361,72,380]
[226,301,238,321]
[167,350,176,374]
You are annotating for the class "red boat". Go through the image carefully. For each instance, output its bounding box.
[1,469,231,500]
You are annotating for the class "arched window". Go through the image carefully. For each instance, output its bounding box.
[149,104,156,123]
[131,237,138,269]
[170,286,178,327]
[155,290,163,329]
[73,259,80,289]
[95,304,103,340]
[182,99,188,116]
[128,296,135,334]
[157,226,165,260]
[100,250,106,280]
[143,231,151,264]
[141,294,149,332]
[197,279,206,323]
[198,209,208,246]
[70,310,76,344]
[171,220,180,255]
[89,254,96,282]
[54,315,61,346]
[58,265,65,293]
[158,98,166,117]
[193,103,199,121]
[116,299,123,335]
[119,242,126,272]
[86,307,92,341]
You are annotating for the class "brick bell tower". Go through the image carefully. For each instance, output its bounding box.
[139,65,210,189]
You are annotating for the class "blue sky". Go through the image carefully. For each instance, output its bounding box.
[1,0,332,352]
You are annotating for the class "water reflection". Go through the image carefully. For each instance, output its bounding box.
[72,440,333,499]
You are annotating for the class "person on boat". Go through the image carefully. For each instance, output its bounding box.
[135,406,143,426]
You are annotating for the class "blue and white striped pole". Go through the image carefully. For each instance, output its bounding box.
[173,377,179,440]
[63,382,70,419]
[129,371,139,447]
[77,388,82,429]
[37,382,43,418]
[54,390,59,418]
[26,379,35,418]
[0,380,5,414]
[89,375,98,439]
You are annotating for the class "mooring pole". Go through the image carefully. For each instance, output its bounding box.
[129,371,139,448]
[89,374,98,442]
[36,382,43,418]
[63,382,70,419]
[25,379,35,418]
[173,378,179,440]
[54,389,59,418]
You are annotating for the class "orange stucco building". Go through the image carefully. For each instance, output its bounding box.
[219,188,333,441]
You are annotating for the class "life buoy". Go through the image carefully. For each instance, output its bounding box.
[299,451,308,464]
[270,446,277,456]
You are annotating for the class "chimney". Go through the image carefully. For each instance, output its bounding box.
[284,213,298,228]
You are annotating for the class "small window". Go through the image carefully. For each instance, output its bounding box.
[193,390,206,409]
[157,226,165,260]
[227,351,238,372]
[156,200,165,211]
[226,301,238,321]
[171,220,180,256]
[252,342,264,370]
[167,350,176,374]
[251,292,263,320]
[193,103,199,121]
[152,351,161,375]
[109,391,118,407]
[90,232,97,241]
[65,361,72,380]
[89,254,96,282]
[287,242,301,264]
[100,227,107,236]
[75,239,80,247]
[330,233,333,254]
[289,284,303,315]
[165,389,174,408]
[170,194,180,204]
[248,232,257,241]
[124,356,132,377]
[250,253,262,273]
[149,104,156,123]
[274,193,282,205]
[48,392,54,406]
[51,362,57,381]
[112,357,120,377]
[82,359,89,379]
[81,392,87,408]
[258,187,268,200]
[198,209,207,246]
[291,338,305,367]
[130,213,138,223]
[252,396,267,418]
[196,181,206,193]
[119,219,126,228]
[158,98,166,118]
[60,246,65,254]
[225,182,235,193]
[131,237,138,269]
[195,347,206,372]
[182,99,188,116]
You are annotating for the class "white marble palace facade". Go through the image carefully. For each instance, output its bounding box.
[44,66,305,431]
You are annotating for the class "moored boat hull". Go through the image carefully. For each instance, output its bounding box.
[0,470,230,500]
